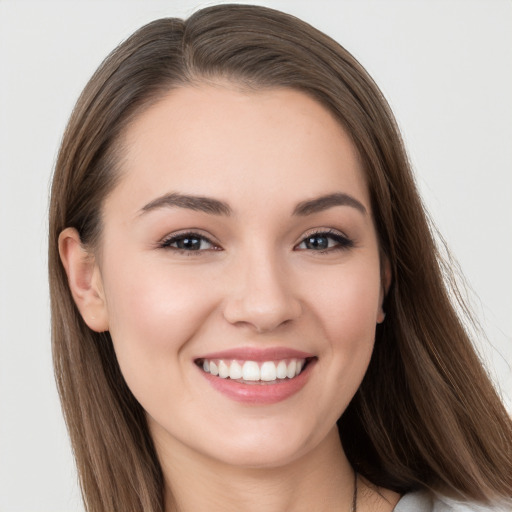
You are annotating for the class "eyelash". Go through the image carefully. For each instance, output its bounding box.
[158,229,354,254]
[296,229,354,253]
[159,231,219,254]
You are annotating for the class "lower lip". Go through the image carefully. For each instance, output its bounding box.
[198,359,316,405]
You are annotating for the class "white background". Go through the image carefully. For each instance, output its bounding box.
[0,1,510,510]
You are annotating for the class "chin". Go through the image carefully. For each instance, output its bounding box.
[209,444,308,470]
[198,420,330,470]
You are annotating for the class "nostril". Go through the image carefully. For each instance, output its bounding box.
[222,294,302,333]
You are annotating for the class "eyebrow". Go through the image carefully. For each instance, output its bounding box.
[293,193,367,216]
[140,192,232,216]
[139,191,366,217]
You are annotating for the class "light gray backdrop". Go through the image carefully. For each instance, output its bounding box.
[1,1,510,510]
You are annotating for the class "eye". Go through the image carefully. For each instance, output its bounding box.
[295,230,353,252]
[159,232,218,252]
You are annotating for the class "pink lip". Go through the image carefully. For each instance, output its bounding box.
[195,349,317,405]
[196,346,314,362]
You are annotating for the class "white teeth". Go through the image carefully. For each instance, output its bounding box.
[218,360,229,379]
[242,361,260,381]
[276,360,287,379]
[286,360,296,379]
[229,360,243,380]
[260,361,277,381]
[200,358,308,382]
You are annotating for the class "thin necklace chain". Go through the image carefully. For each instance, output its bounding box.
[351,470,358,512]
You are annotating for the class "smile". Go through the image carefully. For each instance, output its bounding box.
[195,349,316,404]
[198,358,307,382]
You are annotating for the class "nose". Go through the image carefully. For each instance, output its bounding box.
[222,250,302,333]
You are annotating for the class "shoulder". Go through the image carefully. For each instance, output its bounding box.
[394,490,511,512]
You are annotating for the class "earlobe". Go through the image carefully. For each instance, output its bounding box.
[58,227,109,332]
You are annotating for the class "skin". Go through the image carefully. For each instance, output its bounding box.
[60,84,398,511]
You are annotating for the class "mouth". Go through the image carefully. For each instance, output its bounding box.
[194,348,317,404]
[195,357,314,384]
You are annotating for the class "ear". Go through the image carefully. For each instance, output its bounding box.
[58,227,109,332]
[377,256,392,324]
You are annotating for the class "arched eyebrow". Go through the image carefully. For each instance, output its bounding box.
[293,193,367,216]
[138,191,366,217]
[139,193,232,216]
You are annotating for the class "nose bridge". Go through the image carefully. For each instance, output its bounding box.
[223,242,301,332]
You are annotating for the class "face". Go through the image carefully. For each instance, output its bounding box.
[92,85,386,469]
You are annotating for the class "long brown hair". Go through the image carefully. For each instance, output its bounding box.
[49,4,512,511]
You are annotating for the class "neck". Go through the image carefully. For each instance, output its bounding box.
[156,426,355,512]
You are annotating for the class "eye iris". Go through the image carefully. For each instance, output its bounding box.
[306,235,329,250]
[177,236,201,250]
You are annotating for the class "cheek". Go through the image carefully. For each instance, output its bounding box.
[307,259,382,341]
[303,258,381,394]
[100,256,217,392]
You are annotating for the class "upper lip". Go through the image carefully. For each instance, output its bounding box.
[196,347,315,362]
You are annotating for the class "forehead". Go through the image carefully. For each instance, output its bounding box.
[110,84,370,217]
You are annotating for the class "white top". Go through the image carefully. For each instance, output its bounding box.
[394,491,511,512]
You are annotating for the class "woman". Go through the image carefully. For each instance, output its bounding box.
[48,4,512,511]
